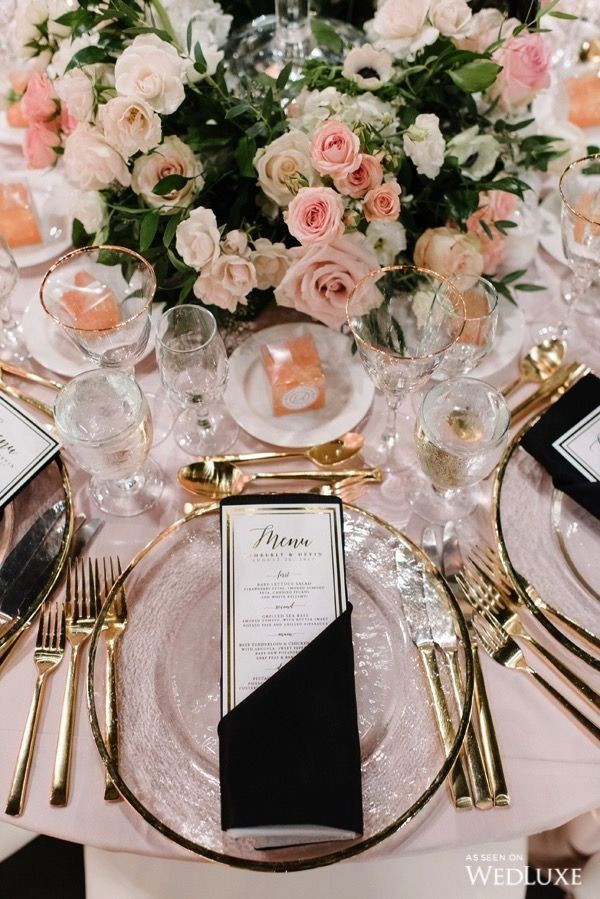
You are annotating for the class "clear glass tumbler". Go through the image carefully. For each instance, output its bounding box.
[0,236,27,362]
[436,274,499,376]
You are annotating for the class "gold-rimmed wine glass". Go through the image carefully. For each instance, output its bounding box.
[346,265,465,479]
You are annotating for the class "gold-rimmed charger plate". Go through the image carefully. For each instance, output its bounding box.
[0,456,74,653]
[87,503,473,872]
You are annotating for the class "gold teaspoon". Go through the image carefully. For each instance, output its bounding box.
[197,432,364,468]
[501,339,566,398]
[177,461,382,500]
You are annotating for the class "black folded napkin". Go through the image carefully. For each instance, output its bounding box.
[521,373,600,520]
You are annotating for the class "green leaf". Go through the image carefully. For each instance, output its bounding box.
[186,19,193,55]
[449,60,501,93]
[225,102,253,120]
[549,11,578,19]
[501,269,528,285]
[276,62,292,91]
[194,41,207,73]
[515,283,546,292]
[245,121,267,140]
[480,219,493,241]
[139,211,160,251]
[152,174,189,196]
[163,213,181,248]
[310,19,343,55]
[65,45,109,72]
[71,218,89,248]
[235,135,258,177]
[167,247,192,273]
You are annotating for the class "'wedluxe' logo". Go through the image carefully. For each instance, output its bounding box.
[465,854,582,888]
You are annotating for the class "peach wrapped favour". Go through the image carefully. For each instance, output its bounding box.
[261,333,326,416]
[567,74,600,129]
[59,270,120,330]
[0,182,42,248]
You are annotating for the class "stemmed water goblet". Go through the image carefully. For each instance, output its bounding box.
[346,265,466,482]
[54,368,164,517]
[156,304,238,455]
[410,377,510,524]
[0,236,27,362]
[435,274,499,376]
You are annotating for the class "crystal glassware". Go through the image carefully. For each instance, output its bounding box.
[346,265,465,473]
[226,0,362,85]
[436,274,499,376]
[156,304,238,455]
[54,369,164,517]
[410,377,510,524]
[0,236,27,362]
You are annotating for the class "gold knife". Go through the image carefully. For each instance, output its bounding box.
[510,362,590,426]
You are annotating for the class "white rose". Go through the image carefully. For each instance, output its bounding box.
[251,238,290,290]
[100,96,161,158]
[70,190,107,234]
[15,0,48,57]
[365,220,407,265]
[55,68,95,123]
[254,131,320,208]
[221,229,249,257]
[403,113,445,180]
[114,34,186,115]
[132,135,203,212]
[175,207,221,270]
[193,257,256,313]
[366,0,439,58]
[447,126,500,180]
[63,124,131,190]
[429,0,472,38]
[455,10,520,53]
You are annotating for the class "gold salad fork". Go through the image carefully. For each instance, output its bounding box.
[6,603,65,816]
[459,560,600,715]
[50,559,99,806]
[102,558,127,802]
[471,612,600,744]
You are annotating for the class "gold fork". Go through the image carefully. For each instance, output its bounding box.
[51,559,100,806]
[102,558,127,802]
[472,612,600,744]
[6,603,65,816]
[459,562,600,715]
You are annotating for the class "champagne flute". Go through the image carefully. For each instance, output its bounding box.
[410,377,510,524]
[346,265,465,474]
[0,236,27,362]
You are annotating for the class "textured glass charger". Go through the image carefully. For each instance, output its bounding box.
[87,505,472,871]
[0,458,73,653]
[495,440,600,637]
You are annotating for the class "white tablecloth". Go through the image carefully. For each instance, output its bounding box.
[0,140,599,864]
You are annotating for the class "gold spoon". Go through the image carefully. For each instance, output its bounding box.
[0,362,64,392]
[178,460,382,500]
[0,370,54,418]
[501,339,566,398]
[197,433,364,468]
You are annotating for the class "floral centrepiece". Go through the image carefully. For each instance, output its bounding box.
[11,0,570,327]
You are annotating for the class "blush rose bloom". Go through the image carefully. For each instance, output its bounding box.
[221,229,249,257]
[309,120,361,178]
[23,123,61,168]
[414,226,484,279]
[493,33,551,110]
[429,0,472,38]
[275,232,379,329]
[333,154,383,198]
[193,256,257,313]
[114,34,186,115]
[70,190,108,235]
[175,206,221,271]
[100,96,162,158]
[367,0,439,57]
[251,238,290,290]
[254,131,319,207]
[55,69,95,123]
[364,180,402,222]
[466,189,520,274]
[21,73,57,123]
[132,135,203,212]
[63,124,131,190]
[285,186,345,246]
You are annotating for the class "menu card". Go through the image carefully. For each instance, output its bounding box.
[218,495,363,848]
[0,395,60,512]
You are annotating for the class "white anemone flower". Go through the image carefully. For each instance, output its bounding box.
[342,44,393,91]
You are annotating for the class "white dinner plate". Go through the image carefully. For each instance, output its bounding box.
[6,169,74,269]
[224,322,375,447]
[22,300,164,377]
[539,192,568,265]
[0,110,25,147]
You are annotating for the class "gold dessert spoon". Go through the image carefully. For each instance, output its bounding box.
[198,433,364,468]
[177,460,382,500]
[501,339,566,398]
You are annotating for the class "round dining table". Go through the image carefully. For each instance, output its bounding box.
[0,137,599,868]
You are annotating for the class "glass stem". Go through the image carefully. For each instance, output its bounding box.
[382,395,399,448]
[274,0,311,58]
[194,403,213,434]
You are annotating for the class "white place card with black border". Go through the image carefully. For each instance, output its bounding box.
[0,394,60,511]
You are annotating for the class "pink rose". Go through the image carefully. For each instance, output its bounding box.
[363,180,402,222]
[414,226,484,278]
[333,154,383,198]
[23,122,61,168]
[21,73,57,123]
[275,232,379,329]
[309,120,361,178]
[285,186,345,246]
[193,256,257,313]
[466,190,519,274]
[493,33,551,110]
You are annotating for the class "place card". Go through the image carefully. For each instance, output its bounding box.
[0,394,60,512]
[218,494,362,847]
